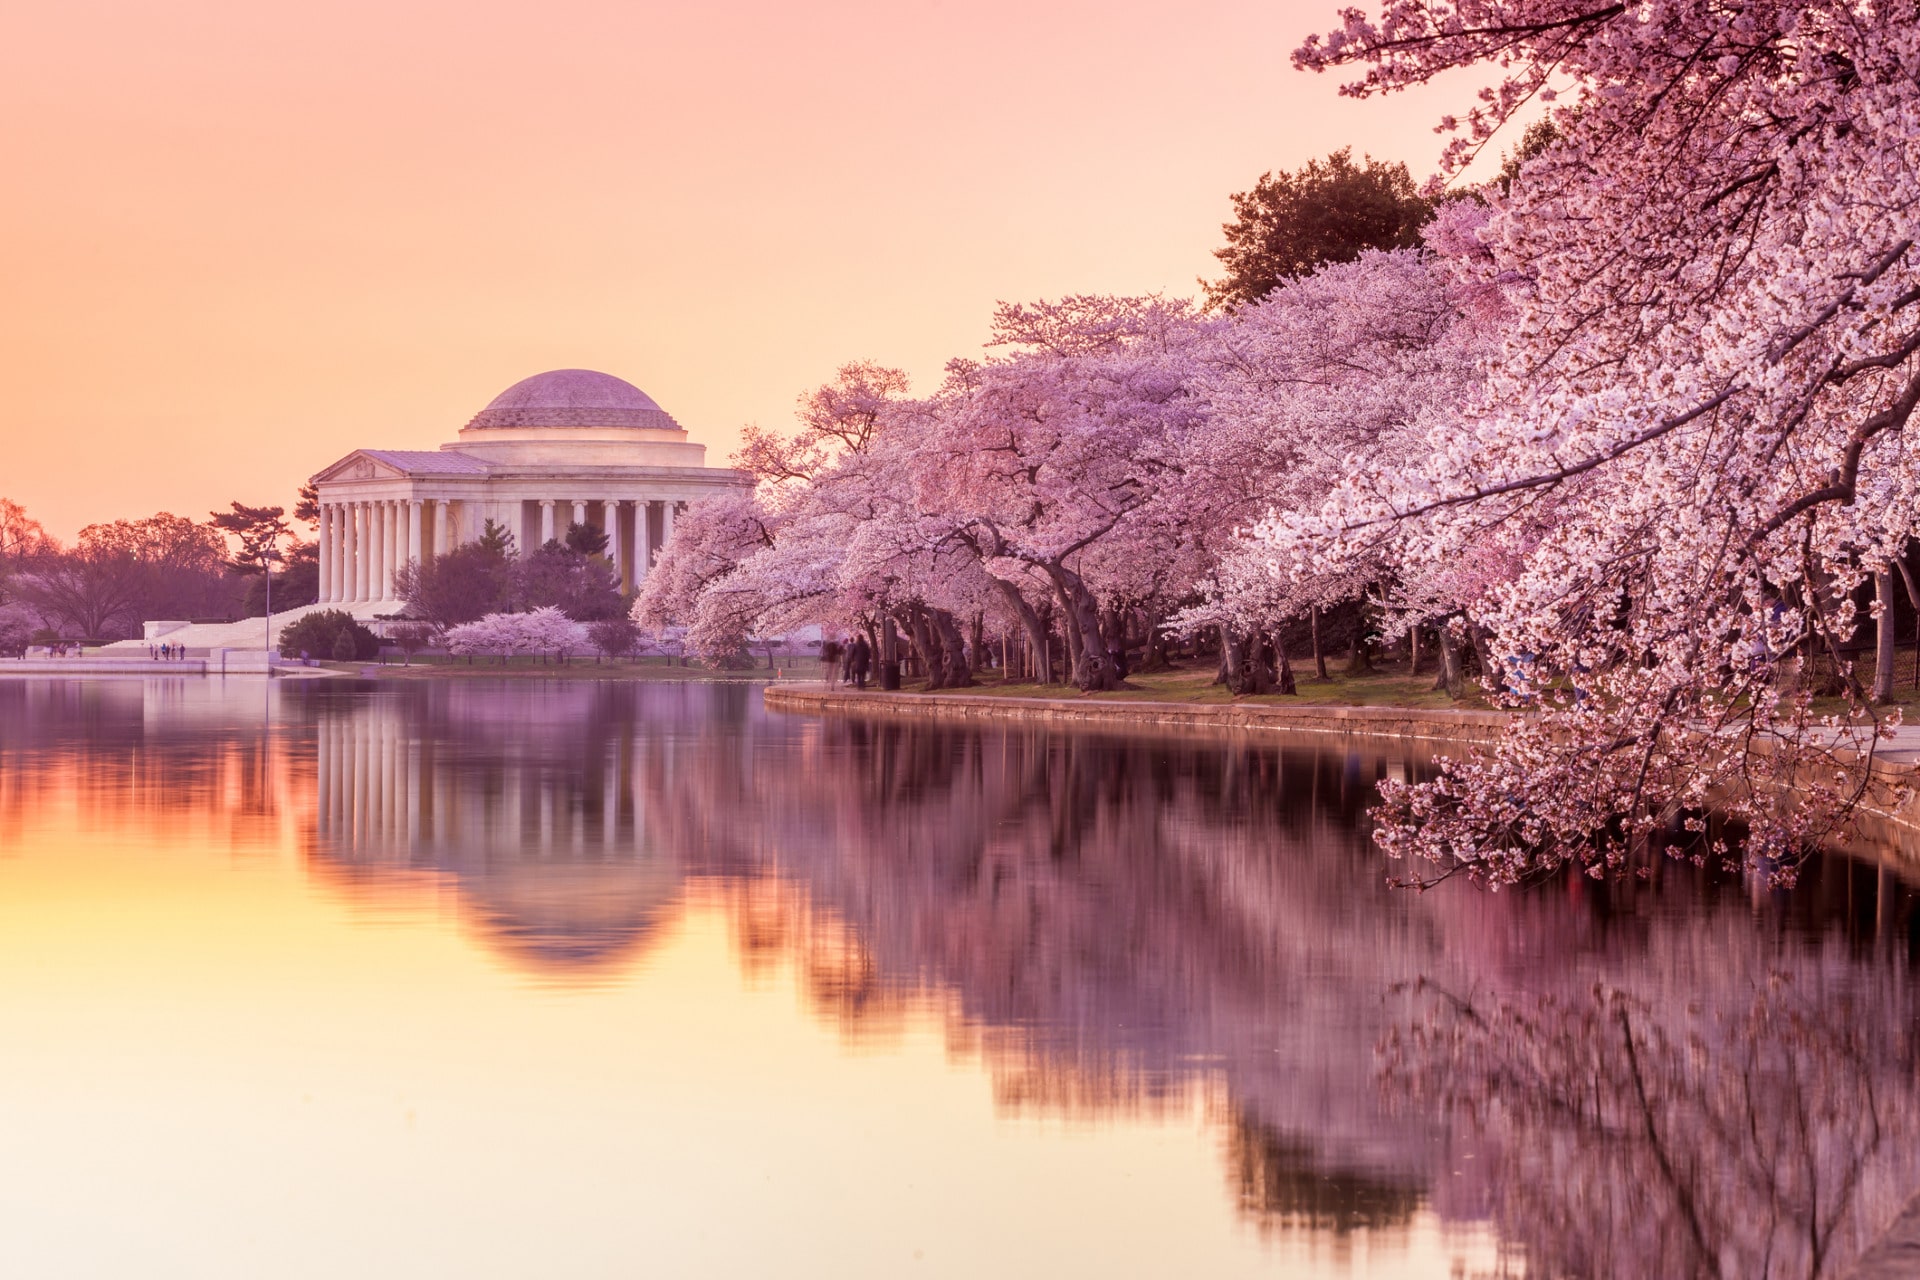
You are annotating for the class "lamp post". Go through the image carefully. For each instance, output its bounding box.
[211,503,291,679]
[263,529,280,672]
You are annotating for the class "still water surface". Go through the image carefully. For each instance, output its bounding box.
[2,679,1917,1278]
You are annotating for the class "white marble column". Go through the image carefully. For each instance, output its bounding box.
[318,506,334,603]
[392,501,407,589]
[388,500,402,598]
[334,504,347,603]
[435,499,450,555]
[354,501,368,603]
[382,501,398,600]
[408,499,423,569]
[539,500,555,546]
[336,502,351,602]
[368,501,382,602]
[571,499,587,531]
[606,500,622,582]
[342,504,357,603]
[370,500,387,602]
[356,503,371,602]
[662,499,676,550]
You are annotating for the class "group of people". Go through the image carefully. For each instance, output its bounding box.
[148,642,190,661]
[819,635,873,690]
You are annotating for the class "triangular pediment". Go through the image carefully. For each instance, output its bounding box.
[311,451,408,484]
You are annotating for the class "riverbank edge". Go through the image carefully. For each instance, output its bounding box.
[763,683,1509,747]
[762,683,1920,872]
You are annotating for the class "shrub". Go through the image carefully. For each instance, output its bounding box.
[279,609,378,661]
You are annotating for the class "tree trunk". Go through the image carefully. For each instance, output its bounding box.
[1062,600,1086,679]
[1895,553,1920,690]
[1219,625,1274,696]
[1310,605,1328,680]
[1219,625,1249,695]
[1409,625,1422,676]
[904,607,944,690]
[880,616,901,689]
[1044,563,1118,691]
[1252,633,1278,693]
[1874,563,1898,704]
[935,609,974,688]
[1435,625,1467,701]
[1140,610,1173,672]
[1468,625,1495,686]
[1348,621,1372,675]
[990,579,1050,685]
[1267,633,1297,694]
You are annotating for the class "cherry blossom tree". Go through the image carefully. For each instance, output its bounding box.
[910,296,1205,690]
[444,607,588,663]
[1277,0,1920,883]
[1175,243,1499,692]
[634,488,783,666]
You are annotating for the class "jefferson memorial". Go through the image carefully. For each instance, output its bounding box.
[310,369,750,607]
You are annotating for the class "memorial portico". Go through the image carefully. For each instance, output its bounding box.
[310,369,749,610]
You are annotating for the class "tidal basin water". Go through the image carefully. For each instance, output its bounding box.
[2,680,1918,1278]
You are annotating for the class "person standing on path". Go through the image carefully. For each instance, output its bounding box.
[847,635,872,691]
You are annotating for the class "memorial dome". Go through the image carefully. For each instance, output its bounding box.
[464,369,682,432]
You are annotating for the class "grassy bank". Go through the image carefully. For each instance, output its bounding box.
[839,658,1487,709]
[877,650,1920,716]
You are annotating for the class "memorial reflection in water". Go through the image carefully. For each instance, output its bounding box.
[2,677,1917,1277]
[305,683,719,976]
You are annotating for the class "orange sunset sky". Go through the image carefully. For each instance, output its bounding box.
[2,0,1493,541]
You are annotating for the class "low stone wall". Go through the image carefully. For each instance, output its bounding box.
[762,684,1508,751]
[0,648,278,677]
[0,658,210,676]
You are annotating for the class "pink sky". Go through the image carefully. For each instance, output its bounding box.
[0,0,1489,540]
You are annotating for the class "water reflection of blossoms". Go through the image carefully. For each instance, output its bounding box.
[1387,968,1920,1278]
[677,714,1920,1274]
[15,679,1919,1273]
[422,692,1917,1272]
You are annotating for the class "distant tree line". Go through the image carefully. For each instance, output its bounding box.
[0,477,644,653]
[0,493,320,646]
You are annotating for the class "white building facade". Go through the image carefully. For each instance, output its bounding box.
[310,369,750,608]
